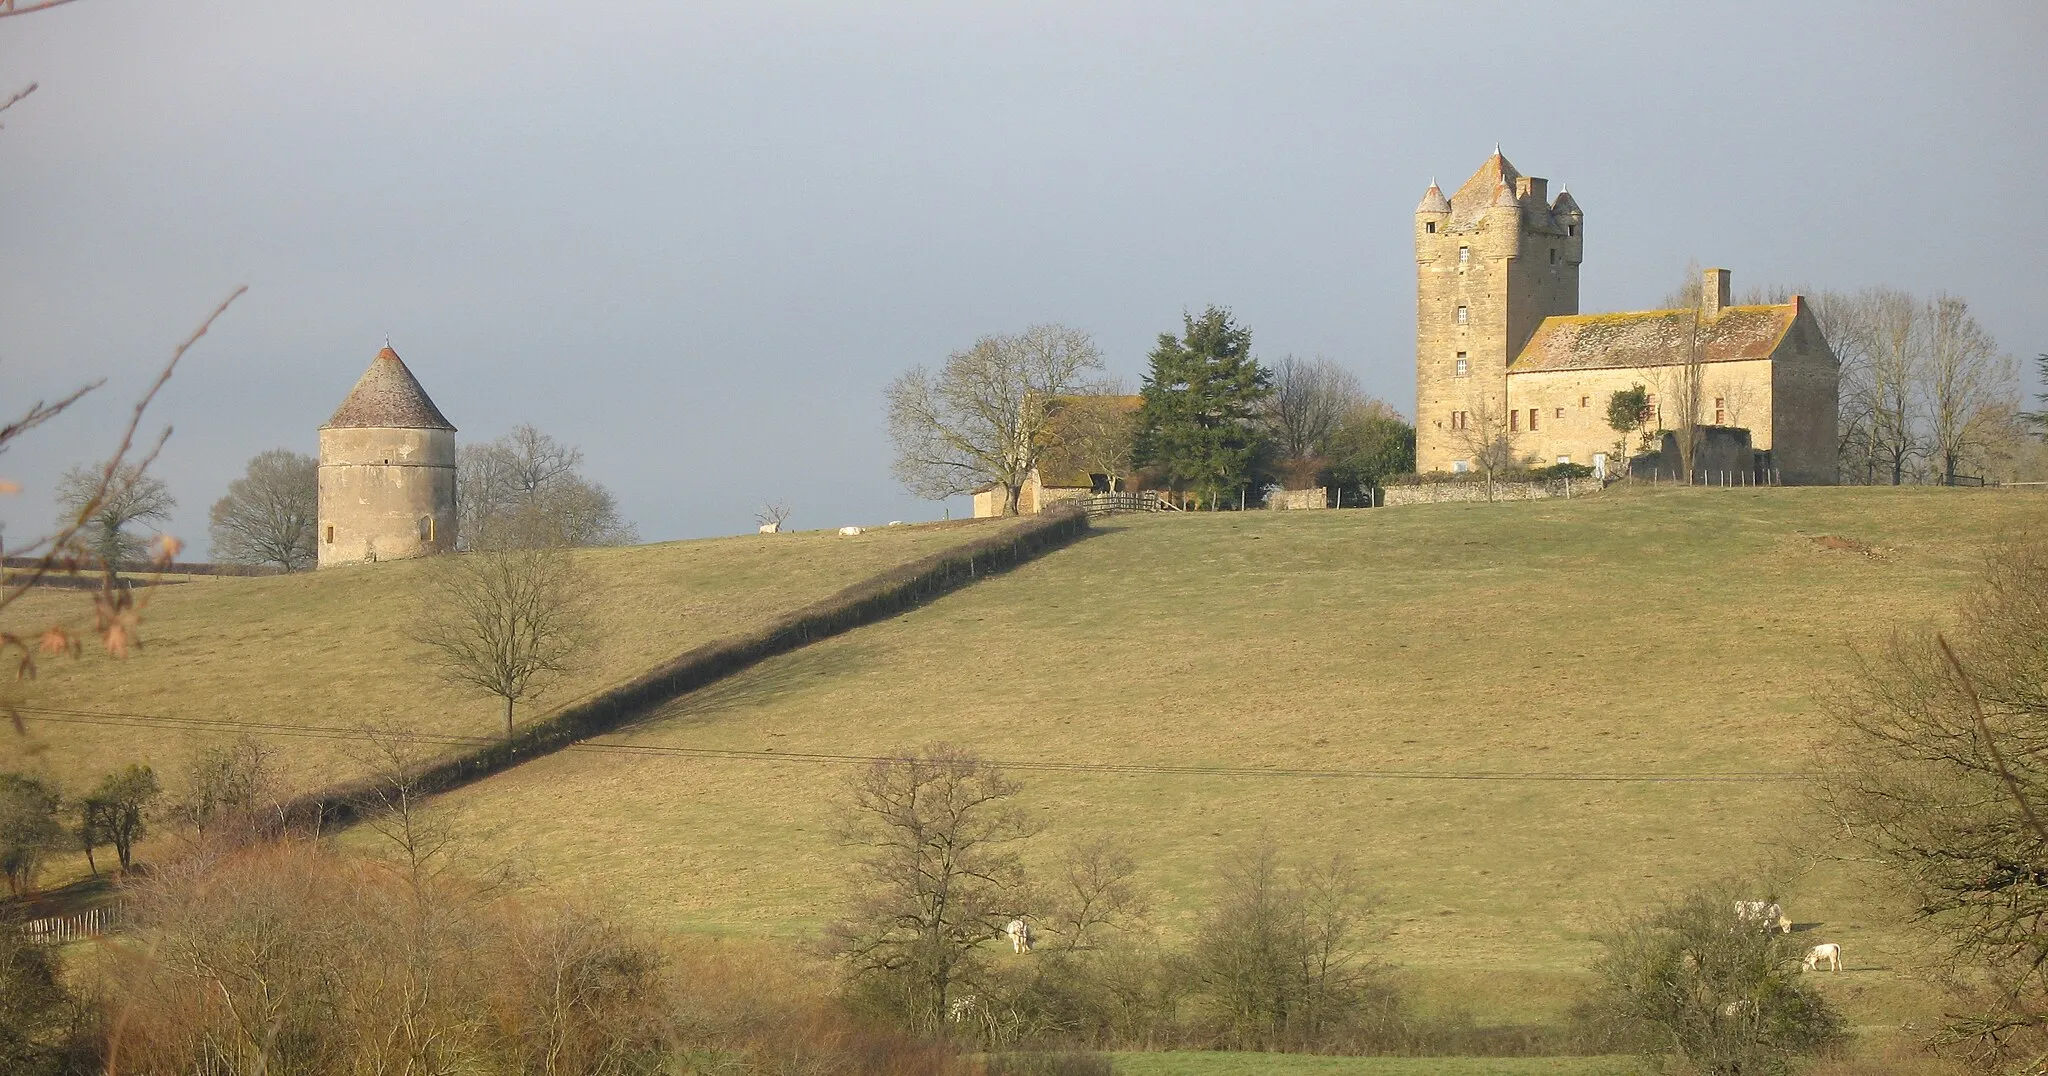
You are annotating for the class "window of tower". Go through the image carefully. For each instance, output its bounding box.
[1554,407,1565,419]
[1458,246,1470,265]
[1454,353,1469,377]
[1527,408,1538,431]
[1549,248,1557,265]
[1568,224,1577,237]
[1426,221,1437,233]
[1455,306,1468,325]
[325,525,334,545]
[1510,410,1520,432]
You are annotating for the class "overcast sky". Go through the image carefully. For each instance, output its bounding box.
[3,1,2043,550]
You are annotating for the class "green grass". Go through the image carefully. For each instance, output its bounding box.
[0,519,1026,797]
[1107,1055,1641,1076]
[426,486,2042,1030]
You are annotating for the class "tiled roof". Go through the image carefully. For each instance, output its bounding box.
[1037,394,1143,489]
[323,347,455,430]
[1447,151,1523,228]
[1511,304,1797,373]
[1416,181,1450,215]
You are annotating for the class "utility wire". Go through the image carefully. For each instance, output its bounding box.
[10,704,1814,784]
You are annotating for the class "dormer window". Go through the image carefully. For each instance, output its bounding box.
[1458,246,1470,265]
[1567,224,1577,237]
[1426,221,1437,234]
[1455,306,1468,325]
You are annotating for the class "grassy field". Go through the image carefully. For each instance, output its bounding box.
[0,519,1023,795]
[1106,1056,1641,1076]
[423,486,2040,1030]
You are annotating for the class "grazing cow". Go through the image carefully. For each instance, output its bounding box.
[1735,900,1792,933]
[839,526,864,536]
[1802,943,1842,972]
[1004,918,1034,954]
[758,523,779,534]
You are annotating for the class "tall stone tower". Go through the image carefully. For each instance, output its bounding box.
[1414,150,1582,472]
[317,346,457,568]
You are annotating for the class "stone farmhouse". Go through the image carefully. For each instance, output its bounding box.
[317,346,458,567]
[1415,150,1838,484]
[971,394,1144,518]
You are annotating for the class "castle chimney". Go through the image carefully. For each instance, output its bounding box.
[1515,175,1547,204]
[1701,268,1730,317]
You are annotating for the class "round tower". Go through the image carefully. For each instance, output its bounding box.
[317,346,457,568]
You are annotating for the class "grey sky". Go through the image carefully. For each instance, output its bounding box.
[3,1,2043,551]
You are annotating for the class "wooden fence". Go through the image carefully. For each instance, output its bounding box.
[21,905,120,944]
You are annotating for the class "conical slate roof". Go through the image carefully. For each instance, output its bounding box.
[322,346,455,431]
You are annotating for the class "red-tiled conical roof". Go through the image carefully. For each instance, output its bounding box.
[322,346,455,431]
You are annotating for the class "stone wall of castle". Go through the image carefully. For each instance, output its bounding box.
[1770,304,1841,484]
[317,426,457,567]
[1506,358,1776,469]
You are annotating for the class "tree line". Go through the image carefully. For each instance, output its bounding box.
[886,310,1415,514]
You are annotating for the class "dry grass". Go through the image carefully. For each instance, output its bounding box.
[1105,1055,1641,1075]
[430,487,2043,1033]
[0,519,1023,795]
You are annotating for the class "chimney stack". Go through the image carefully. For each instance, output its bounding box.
[1515,175,1547,204]
[1702,268,1730,318]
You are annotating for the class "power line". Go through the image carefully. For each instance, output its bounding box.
[10,703,1815,785]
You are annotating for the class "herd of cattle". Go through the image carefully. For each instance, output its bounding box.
[994,907,1842,972]
[1733,901,1844,972]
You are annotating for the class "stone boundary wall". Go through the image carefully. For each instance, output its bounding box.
[1265,488,1328,511]
[295,507,1093,830]
[1383,476,1600,506]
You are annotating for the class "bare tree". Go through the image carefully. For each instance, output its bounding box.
[832,744,1035,1032]
[1671,286,1709,482]
[1823,537,2048,1064]
[1193,838,1389,1051]
[1038,387,1141,495]
[208,448,318,570]
[413,547,594,739]
[1863,287,1926,485]
[1451,390,1523,501]
[54,461,174,567]
[1261,356,1365,473]
[173,734,288,843]
[886,324,1103,515]
[457,425,635,549]
[1039,836,1149,953]
[1924,294,2016,484]
[754,501,792,532]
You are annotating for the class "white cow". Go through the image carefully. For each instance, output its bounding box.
[1735,900,1791,933]
[839,526,864,536]
[1802,943,1842,972]
[1004,918,1034,954]
[758,523,779,534]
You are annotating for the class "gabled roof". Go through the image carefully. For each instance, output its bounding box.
[1037,394,1143,490]
[323,346,455,431]
[1510,304,1798,374]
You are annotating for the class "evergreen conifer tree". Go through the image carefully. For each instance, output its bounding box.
[1136,307,1271,506]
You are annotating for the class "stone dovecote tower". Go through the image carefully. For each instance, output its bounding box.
[317,346,457,568]
[1415,149,1583,472]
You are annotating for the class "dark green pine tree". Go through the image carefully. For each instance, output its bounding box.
[1136,306,1271,506]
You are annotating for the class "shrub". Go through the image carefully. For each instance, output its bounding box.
[1587,883,1846,1075]
[981,1051,1112,1076]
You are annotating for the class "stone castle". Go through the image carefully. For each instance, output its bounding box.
[1414,150,1838,483]
[317,346,458,567]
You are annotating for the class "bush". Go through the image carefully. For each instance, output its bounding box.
[1586,883,1846,1075]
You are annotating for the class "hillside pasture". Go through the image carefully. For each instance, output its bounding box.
[434,487,2042,1028]
[0,520,1022,794]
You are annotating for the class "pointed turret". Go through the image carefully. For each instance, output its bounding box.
[1490,181,1521,211]
[1551,188,1582,218]
[323,346,456,431]
[1416,180,1450,216]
